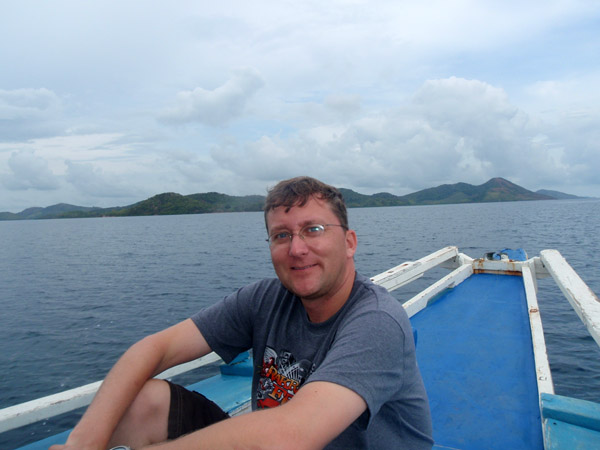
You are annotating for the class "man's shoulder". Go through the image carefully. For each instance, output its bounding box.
[349,273,409,320]
[235,277,291,304]
[233,277,279,292]
[248,277,282,290]
[353,273,402,305]
[246,277,286,293]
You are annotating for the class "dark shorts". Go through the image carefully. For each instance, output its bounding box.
[167,381,230,439]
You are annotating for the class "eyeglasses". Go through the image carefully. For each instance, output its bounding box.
[266,223,347,247]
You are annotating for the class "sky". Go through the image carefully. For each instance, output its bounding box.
[1,0,599,212]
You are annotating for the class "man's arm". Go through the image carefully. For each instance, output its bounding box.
[50,319,211,450]
[144,380,367,450]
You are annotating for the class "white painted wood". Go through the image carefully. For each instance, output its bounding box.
[157,353,222,380]
[522,265,554,450]
[370,246,459,292]
[0,353,223,434]
[541,250,600,347]
[402,264,473,318]
[0,380,102,434]
[532,256,551,279]
[440,252,474,270]
[471,258,525,274]
[524,258,539,293]
[522,265,554,395]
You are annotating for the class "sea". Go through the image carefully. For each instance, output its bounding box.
[1,199,600,449]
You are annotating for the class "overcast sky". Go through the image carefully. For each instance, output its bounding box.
[1,0,599,212]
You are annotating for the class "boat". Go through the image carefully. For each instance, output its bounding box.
[2,246,599,449]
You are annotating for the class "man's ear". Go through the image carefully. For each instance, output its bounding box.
[345,229,358,258]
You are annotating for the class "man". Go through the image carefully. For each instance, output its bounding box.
[51,176,433,450]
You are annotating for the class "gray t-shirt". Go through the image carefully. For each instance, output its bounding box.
[192,273,433,449]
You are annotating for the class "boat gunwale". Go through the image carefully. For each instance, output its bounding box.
[2,246,600,450]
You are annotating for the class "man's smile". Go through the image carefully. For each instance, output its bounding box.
[291,263,318,271]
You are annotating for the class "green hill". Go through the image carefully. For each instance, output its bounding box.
[113,192,266,216]
[402,178,553,205]
[536,189,582,200]
[0,177,575,221]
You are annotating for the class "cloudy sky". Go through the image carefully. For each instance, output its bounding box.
[1,0,599,212]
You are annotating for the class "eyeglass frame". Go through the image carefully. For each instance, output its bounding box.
[266,223,348,247]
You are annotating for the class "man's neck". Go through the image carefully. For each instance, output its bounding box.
[302,271,356,323]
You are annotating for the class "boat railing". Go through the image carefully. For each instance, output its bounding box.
[2,246,599,440]
[539,249,600,347]
[0,353,223,434]
[372,246,600,389]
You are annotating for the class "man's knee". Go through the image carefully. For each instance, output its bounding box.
[132,378,171,419]
[110,379,171,447]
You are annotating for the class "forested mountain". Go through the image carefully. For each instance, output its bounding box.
[0,178,582,221]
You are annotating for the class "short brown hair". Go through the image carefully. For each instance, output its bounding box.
[264,176,348,230]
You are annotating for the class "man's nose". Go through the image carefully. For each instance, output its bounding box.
[288,234,309,256]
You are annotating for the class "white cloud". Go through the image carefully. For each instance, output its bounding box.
[0,88,59,117]
[160,68,265,126]
[1,1,600,210]
[208,77,597,195]
[65,161,128,198]
[324,94,362,122]
[523,74,600,118]
[2,149,61,191]
[0,88,63,140]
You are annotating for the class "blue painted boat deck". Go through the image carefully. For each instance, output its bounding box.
[410,273,544,449]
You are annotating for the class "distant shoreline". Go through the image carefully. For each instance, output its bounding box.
[1,177,592,221]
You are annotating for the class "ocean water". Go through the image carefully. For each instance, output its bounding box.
[1,199,599,448]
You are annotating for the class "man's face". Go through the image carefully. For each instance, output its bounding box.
[266,196,357,303]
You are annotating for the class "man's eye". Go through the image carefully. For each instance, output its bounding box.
[304,225,325,235]
[274,232,291,240]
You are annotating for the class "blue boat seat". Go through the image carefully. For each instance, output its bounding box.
[541,393,600,449]
[186,352,252,415]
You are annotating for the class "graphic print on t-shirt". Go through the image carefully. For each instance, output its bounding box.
[257,346,314,408]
